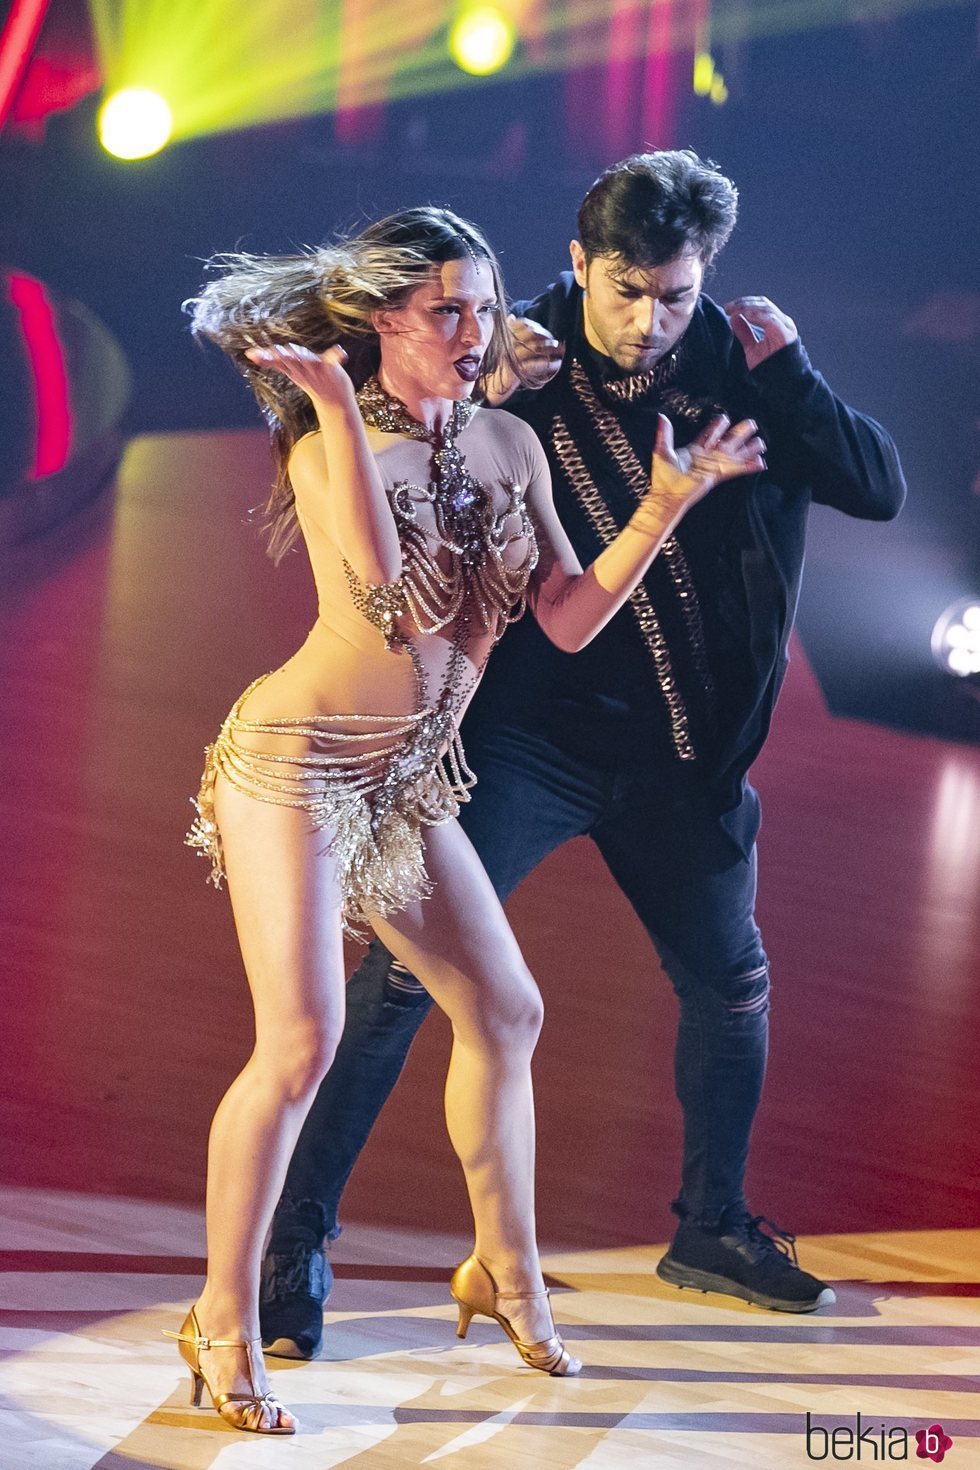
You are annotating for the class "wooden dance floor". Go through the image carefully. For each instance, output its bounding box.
[1,430,978,1467]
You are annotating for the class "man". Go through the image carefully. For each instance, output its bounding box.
[259,151,906,1358]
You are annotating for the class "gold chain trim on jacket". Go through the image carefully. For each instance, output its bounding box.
[570,361,716,705]
[550,416,695,761]
[597,352,679,402]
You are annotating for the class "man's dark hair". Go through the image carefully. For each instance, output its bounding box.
[577,150,738,270]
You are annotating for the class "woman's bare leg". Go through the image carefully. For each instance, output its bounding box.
[370,818,556,1347]
[191,778,347,1421]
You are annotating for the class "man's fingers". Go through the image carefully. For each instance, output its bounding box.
[512,326,561,348]
[511,320,565,377]
[725,313,760,353]
[510,317,564,351]
[738,313,769,344]
[724,297,786,333]
[514,332,564,387]
[723,296,778,316]
[509,314,560,336]
[723,298,797,352]
[516,341,565,364]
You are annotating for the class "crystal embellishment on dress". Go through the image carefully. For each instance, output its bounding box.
[351,375,535,629]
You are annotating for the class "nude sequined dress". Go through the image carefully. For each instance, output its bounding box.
[187,379,540,937]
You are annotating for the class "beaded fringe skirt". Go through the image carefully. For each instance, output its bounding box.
[186,676,476,938]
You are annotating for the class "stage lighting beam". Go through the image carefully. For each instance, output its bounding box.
[85,0,956,147]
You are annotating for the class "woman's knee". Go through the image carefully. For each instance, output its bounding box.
[254,1014,342,1100]
[470,965,544,1050]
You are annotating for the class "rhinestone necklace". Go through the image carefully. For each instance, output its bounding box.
[356,375,486,567]
[356,374,478,443]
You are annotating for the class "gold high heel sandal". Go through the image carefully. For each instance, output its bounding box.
[450,1255,582,1376]
[163,1307,296,1434]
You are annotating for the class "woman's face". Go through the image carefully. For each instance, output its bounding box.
[375,256,499,401]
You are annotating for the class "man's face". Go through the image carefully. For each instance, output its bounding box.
[570,240,704,372]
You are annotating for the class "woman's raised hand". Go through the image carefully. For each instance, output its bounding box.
[244,342,355,410]
[650,413,766,512]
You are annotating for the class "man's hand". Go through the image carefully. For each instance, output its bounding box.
[483,315,565,405]
[723,296,798,371]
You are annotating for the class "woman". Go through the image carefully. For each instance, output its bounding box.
[172,207,764,1434]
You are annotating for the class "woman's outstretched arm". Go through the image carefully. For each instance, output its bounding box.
[523,413,766,653]
[247,343,402,586]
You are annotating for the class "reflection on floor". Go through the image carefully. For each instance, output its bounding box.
[2,1188,977,1469]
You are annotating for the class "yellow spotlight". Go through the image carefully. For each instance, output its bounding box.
[692,51,714,96]
[98,87,173,159]
[710,75,729,106]
[449,5,516,77]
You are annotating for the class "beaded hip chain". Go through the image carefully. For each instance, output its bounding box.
[186,675,477,938]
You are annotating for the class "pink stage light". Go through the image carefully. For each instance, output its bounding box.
[641,0,676,149]
[604,0,645,158]
[6,272,72,479]
[0,0,53,133]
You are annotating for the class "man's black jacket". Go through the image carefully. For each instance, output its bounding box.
[465,273,906,814]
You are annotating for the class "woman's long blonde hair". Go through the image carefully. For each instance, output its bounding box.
[186,207,518,562]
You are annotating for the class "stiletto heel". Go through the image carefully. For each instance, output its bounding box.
[449,1255,582,1376]
[164,1307,296,1434]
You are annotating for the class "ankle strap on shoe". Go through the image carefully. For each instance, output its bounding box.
[494,1287,551,1302]
[162,1328,260,1350]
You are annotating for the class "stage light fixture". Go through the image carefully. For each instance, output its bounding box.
[449,4,516,77]
[931,598,980,678]
[98,86,172,159]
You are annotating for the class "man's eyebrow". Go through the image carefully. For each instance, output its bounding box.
[612,279,697,295]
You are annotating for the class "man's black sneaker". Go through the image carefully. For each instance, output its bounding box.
[656,1208,836,1312]
[260,1240,332,1358]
